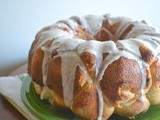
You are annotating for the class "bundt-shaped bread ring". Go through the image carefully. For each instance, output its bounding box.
[28,13,160,120]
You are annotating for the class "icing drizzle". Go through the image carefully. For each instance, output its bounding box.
[60,52,80,107]
[33,14,160,119]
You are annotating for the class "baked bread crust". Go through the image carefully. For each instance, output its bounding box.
[28,14,160,119]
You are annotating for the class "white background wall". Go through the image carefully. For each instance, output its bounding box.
[0,0,160,76]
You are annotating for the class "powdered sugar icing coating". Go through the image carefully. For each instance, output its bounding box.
[32,14,160,120]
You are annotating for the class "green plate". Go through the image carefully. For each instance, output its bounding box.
[21,75,160,120]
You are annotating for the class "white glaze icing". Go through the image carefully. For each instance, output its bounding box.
[33,14,160,119]
[84,15,104,35]
[140,89,145,102]
[96,82,104,120]
[117,39,142,57]
[70,16,88,29]
[77,40,104,76]
[114,17,133,39]
[60,52,80,107]
[58,19,78,34]
[41,47,50,85]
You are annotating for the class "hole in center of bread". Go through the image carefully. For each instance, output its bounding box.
[74,20,134,42]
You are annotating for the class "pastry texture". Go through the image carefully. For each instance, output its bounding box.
[28,14,160,120]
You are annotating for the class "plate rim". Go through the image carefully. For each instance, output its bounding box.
[20,75,160,120]
[20,75,75,120]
